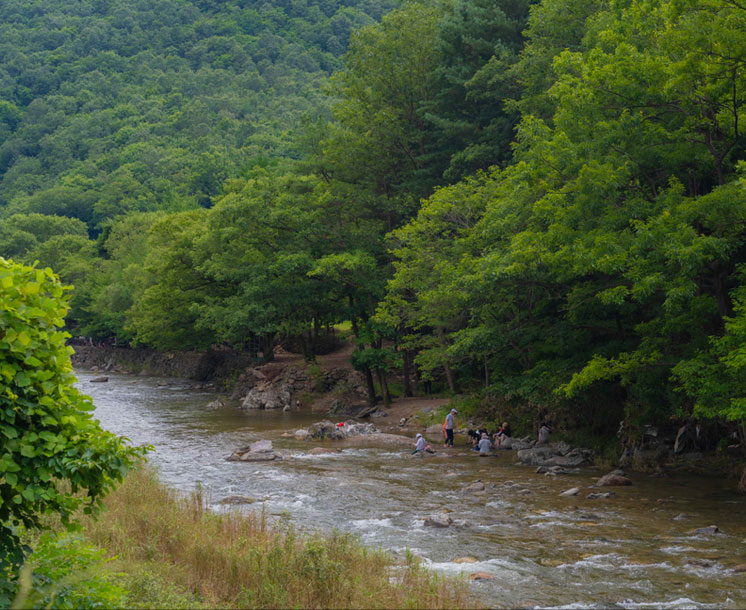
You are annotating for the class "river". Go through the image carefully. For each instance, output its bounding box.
[78,371,746,609]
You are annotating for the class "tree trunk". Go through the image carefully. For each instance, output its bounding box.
[436,327,457,393]
[402,349,413,397]
[376,368,391,407]
[364,366,377,407]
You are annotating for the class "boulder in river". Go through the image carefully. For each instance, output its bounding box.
[90,376,109,383]
[596,473,632,486]
[423,514,453,528]
[242,383,292,410]
[308,420,378,440]
[206,399,224,409]
[560,487,580,497]
[226,439,282,462]
[689,525,720,535]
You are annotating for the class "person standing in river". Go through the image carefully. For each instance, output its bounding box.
[538,422,551,445]
[443,408,456,447]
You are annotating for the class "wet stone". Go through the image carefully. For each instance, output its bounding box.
[560,487,580,497]
[469,572,493,581]
[690,525,720,535]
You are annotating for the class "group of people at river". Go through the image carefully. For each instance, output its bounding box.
[412,409,552,456]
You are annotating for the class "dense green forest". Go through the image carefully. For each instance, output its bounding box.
[3,0,746,445]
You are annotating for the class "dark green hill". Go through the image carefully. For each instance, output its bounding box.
[0,0,394,229]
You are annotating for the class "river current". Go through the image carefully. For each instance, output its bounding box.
[78,371,746,609]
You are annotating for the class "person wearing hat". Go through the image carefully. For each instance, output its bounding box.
[443,408,457,447]
[412,433,433,454]
[478,432,492,456]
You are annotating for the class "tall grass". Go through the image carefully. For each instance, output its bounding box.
[84,468,472,609]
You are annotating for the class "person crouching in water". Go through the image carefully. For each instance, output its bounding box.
[478,432,492,456]
[413,433,434,454]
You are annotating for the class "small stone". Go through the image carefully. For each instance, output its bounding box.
[452,557,478,564]
[90,376,109,383]
[560,487,580,497]
[690,525,720,535]
[733,564,746,573]
[464,481,486,492]
[294,429,309,440]
[518,489,532,495]
[469,572,493,581]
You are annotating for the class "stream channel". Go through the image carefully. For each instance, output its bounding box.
[77,371,746,609]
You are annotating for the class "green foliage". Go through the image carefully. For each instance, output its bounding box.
[0,258,145,570]
[7,533,127,610]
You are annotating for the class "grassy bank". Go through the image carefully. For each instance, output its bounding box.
[71,467,471,609]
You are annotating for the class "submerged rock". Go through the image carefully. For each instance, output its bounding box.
[690,525,720,535]
[217,495,255,505]
[308,447,341,455]
[587,492,616,499]
[596,473,632,487]
[452,557,478,564]
[469,572,493,581]
[90,376,109,383]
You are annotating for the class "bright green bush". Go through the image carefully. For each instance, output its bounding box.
[10,533,127,610]
[0,258,145,575]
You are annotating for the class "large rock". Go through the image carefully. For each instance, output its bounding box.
[226,439,282,462]
[308,420,378,440]
[328,399,378,418]
[516,445,593,468]
[516,446,558,466]
[241,383,292,410]
[423,514,453,528]
[425,423,445,440]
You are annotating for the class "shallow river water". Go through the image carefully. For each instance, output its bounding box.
[78,371,746,609]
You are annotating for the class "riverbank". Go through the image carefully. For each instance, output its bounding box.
[71,343,745,484]
[22,467,471,609]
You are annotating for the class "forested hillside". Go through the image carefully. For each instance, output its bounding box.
[3,0,746,446]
